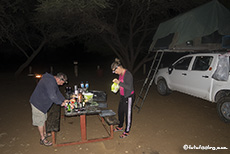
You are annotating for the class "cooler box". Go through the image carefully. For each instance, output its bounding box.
[89,90,107,102]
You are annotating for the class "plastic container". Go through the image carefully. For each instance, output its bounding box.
[83,92,94,100]
[89,90,107,102]
[111,82,119,93]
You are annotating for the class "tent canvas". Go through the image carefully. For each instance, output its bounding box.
[149,0,230,52]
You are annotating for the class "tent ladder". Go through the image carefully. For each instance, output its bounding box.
[134,50,164,113]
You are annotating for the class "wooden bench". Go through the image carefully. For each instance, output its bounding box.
[103,116,119,125]
[99,115,119,138]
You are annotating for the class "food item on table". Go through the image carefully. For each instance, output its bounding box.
[70,94,77,98]
[70,98,75,103]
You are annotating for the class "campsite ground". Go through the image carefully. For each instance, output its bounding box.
[1,59,230,154]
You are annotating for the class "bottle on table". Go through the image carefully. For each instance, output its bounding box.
[80,81,84,88]
[74,85,78,95]
[67,102,71,112]
[85,81,89,92]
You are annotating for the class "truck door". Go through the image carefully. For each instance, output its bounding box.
[169,56,193,93]
[186,56,214,99]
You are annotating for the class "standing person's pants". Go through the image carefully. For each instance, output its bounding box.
[118,94,134,133]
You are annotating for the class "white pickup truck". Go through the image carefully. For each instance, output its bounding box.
[154,52,230,123]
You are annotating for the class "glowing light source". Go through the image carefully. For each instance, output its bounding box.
[35,74,42,79]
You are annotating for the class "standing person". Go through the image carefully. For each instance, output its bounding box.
[111,58,135,138]
[30,72,69,146]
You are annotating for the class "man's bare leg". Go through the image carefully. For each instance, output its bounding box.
[38,124,52,146]
[38,125,45,140]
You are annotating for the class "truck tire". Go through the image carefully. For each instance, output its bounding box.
[157,79,171,96]
[217,97,230,123]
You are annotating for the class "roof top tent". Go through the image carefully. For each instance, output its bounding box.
[149,0,230,53]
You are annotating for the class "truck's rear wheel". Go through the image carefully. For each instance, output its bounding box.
[217,97,230,123]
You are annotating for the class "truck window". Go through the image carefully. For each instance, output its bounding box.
[174,57,192,70]
[192,56,213,71]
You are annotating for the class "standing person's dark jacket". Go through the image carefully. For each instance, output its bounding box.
[30,72,65,113]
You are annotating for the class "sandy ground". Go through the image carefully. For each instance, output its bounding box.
[1,63,230,154]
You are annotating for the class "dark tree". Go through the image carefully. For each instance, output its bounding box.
[1,0,217,75]
[36,0,210,74]
[0,0,109,76]
[0,0,48,76]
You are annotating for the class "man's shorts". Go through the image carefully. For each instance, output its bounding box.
[31,104,47,126]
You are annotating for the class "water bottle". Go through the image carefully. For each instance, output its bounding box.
[74,85,78,95]
[68,87,72,94]
[80,81,84,88]
[85,81,89,89]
